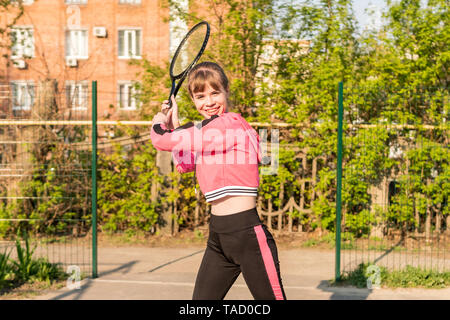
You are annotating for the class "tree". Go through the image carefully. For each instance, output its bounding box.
[0,0,25,58]
[109,0,449,237]
[165,0,278,117]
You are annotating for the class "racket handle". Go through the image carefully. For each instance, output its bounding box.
[167,76,186,110]
[167,81,176,109]
[164,95,174,115]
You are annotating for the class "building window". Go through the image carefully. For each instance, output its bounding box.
[11,27,34,59]
[118,82,139,110]
[119,0,141,4]
[65,0,87,4]
[11,81,34,111]
[65,29,88,59]
[66,81,88,110]
[118,29,141,59]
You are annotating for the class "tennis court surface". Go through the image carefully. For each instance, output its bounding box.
[28,246,450,300]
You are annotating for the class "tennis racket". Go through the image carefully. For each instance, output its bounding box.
[166,21,210,110]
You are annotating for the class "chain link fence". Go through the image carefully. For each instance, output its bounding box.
[338,83,449,275]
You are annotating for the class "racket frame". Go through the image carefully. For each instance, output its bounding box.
[167,21,210,108]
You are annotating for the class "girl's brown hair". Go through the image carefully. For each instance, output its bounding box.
[187,62,229,97]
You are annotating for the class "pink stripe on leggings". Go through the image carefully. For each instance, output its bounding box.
[254,225,284,300]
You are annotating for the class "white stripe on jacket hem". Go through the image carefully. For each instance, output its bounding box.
[204,186,258,202]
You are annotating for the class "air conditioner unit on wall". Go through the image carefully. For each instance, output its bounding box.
[13,59,27,69]
[66,58,78,67]
[93,27,107,38]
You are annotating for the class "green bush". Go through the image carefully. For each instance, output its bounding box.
[339,263,450,289]
[1,233,66,291]
[0,250,13,285]
[339,263,376,288]
[384,266,450,289]
[11,234,36,282]
[98,142,161,234]
[30,258,66,284]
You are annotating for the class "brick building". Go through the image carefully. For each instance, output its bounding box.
[0,0,172,120]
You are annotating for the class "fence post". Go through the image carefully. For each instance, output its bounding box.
[156,150,174,235]
[91,81,98,278]
[335,81,344,282]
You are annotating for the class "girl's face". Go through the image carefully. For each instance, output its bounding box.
[192,83,228,119]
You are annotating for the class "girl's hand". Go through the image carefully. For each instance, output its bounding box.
[162,96,180,130]
[152,111,167,126]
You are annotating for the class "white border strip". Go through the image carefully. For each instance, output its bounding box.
[205,186,258,197]
[92,279,315,290]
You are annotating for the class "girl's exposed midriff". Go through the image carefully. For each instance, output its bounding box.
[210,195,256,216]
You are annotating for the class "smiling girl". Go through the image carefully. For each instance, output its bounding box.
[150,62,286,300]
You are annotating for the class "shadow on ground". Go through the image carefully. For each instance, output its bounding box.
[49,260,138,300]
[317,280,372,300]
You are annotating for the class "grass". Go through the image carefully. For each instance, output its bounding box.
[335,263,450,289]
[0,233,67,296]
[384,266,450,288]
[98,228,208,248]
[302,233,336,249]
[0,279,67,299]
[307,236,415,252]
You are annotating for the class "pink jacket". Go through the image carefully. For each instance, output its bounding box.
[150,112,261,202]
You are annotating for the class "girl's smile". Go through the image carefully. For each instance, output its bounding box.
[193,84,228,119]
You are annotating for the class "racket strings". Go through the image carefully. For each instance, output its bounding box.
[172,24,209,77]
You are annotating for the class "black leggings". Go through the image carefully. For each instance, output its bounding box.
[192,208,286,300]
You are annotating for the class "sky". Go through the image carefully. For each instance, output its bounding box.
[273,0,390,38]
[352,0,387,31]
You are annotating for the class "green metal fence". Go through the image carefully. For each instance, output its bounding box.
[336,82,449,280]
[0,80,97,279]
[2,79,448,286]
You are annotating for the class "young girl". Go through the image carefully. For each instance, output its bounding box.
[150,62,286,300]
